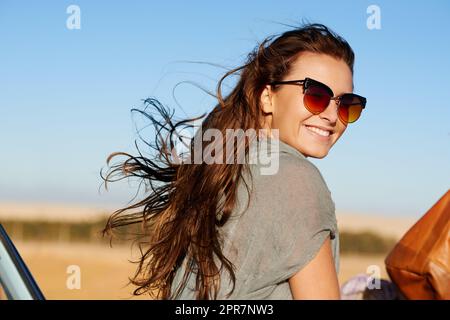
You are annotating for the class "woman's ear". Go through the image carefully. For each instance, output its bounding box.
[259,85,274,137]
[260,85,274,114]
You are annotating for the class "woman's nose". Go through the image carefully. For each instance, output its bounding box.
[318,100,339,124]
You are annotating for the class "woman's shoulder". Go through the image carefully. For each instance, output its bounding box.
[239,140,336,225]
[248,144,330,194]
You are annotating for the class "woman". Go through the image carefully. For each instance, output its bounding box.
[102,22,367,300]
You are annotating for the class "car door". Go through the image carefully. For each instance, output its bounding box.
[0,224,45,300]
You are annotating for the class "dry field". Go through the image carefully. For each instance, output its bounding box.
[15,241,390,300]
[2,202,417,299]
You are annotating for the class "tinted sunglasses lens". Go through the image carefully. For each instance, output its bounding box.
[339,95,364,123]
[303,84,331,113]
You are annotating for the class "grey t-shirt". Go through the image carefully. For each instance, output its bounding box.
[171,138,339,299]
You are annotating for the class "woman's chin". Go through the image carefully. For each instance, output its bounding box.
[299,145,330,159]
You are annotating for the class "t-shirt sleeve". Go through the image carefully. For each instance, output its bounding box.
[246,154,337,290]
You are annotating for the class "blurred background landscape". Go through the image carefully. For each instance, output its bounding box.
[0,202,418,299]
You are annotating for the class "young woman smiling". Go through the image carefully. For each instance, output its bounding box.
[102,23,366,300]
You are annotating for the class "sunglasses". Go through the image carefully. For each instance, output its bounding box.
[269,77,367,124]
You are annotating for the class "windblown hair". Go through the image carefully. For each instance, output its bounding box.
[101,22,354,299]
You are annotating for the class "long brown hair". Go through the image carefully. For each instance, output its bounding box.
[101,22,355,299]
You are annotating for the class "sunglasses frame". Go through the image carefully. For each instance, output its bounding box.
[269,77,367,124]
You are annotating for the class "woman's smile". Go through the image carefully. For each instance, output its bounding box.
[304,124,332,138]
[302,124,334,145]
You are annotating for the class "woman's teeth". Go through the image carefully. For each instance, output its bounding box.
[305,125,330,137]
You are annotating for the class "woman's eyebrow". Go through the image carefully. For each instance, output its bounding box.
[336,83,354,96]
[335,89,353,96]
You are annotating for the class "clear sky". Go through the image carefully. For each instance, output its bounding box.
[1,0,449,218]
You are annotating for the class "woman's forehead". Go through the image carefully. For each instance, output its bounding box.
[288,52,354,93]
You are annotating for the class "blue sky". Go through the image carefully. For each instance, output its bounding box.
[0,0,449,218]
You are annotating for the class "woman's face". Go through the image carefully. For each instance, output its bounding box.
[260,52,354,159]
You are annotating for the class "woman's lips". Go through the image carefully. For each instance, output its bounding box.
[304,124,332,141]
